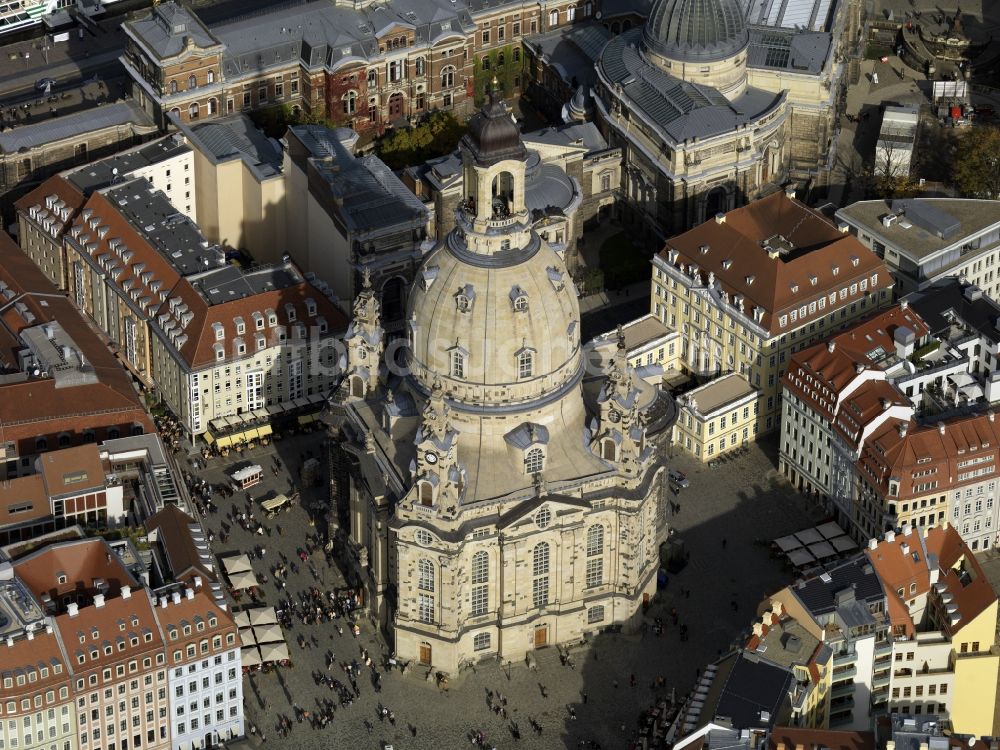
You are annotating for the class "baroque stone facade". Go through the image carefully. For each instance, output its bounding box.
[328,94,673,672]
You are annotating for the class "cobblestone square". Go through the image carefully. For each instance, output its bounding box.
[188,433,821,749]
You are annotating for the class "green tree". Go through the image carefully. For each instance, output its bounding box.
[376,111,465,170]
[954,126,1000,199]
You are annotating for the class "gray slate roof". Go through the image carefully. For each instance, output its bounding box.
[905,278,1000,347]
[210,0,474,79]
[524,25,611,88]
[187,114,283,180]
[0,101,154,154]
[525,121,609,154]
[128,3,220,58]
[791,554,885,617]
[747,27,831,73]
[290,124,428,233]
[599,29,783,144]
[66,133,190,193]
[711,652,791,728]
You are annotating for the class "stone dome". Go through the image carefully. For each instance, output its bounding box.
[643,0,749,62]
[406,235,581,410]
[462,93,526,167]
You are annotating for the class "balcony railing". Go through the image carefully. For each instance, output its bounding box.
[833,650,857,667]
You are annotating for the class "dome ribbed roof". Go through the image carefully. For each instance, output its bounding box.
[643,0,749,62]
[462,92,526,166]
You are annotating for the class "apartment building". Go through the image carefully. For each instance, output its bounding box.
[14,177,87,290]
[836,198,1000,296]
[766,555,889,729]
[588,314,681,383]
[13,540,172,750]
[0,568,74,750]
[0,536,243,750]
[61,177,347,439]
[157,586,242,750]
[650,189,893,433]
[0,235,153,475]
[866,523,999,736]
[746,602,833,729]
[675,373,762,460]
[178,115,284,263]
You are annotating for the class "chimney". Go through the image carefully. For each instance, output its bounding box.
[868,538,878,550]
[885,530,896,543]
[881,397,890,411]
[171,591,181,605]
[898,422,909,438]
[160,597,168,609]
[193,576,202,589]
[121,585,131,600]
[837,221,849,233]
[900,299,909,310]
[924,525,932,538]
[901,543,910,555]
[938,422,946,435]
[888,741,896,750]
[184,588,194,601]
[903,523,913,536]
[67,603,79,618]
[942,519,950,530]
[93,594,105,609]
[753,622,764,636]
[26,630,34,641]
[715,213,726,224]
[785,185,797,199]
[827,341,836,353]
[45,625,52,635]
[855,363,864,374]
[795,744,805,750]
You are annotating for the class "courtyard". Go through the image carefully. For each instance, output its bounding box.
[181,430,823,750]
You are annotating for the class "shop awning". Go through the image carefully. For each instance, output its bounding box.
[227,569,259,590]
[298,414,316,426]
[241,647,262,668]
[249,607,278,627]
[251,409,269,421]
[253,623,283,644]
[306,393,326,405]
[222,554,254,575]
[203,431,216,445]
[259,641,290,663]
[257,424,273,438]
[787,548,815,567]
[239,627,256,647]
[234,611,252,629]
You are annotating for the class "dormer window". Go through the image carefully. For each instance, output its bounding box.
[317,316,328,334]
[831,265,839,276]
[525,447,544,474]
[234,317,245,335]
[255,334,266,351]
[253,312,264,330]
[266,309,277,327]
[457,294,470,312]
[212,322,224,341]
[510,286,528,311]
[234,338,246,356]
[305,297,317,317]
[285,303,297,322]
[214,343,225,362]
[851,256,860,267]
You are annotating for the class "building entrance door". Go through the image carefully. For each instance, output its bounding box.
[388,93,404,119]
[533,626,548,648]
[419,642,432,665]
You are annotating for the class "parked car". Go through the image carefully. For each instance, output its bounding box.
[668,469,689,488]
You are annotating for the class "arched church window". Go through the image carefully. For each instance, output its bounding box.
[525,447,544,474]
[517,350,533,379]
[470,552,489,616]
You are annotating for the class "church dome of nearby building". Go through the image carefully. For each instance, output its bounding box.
[406,236,581,410]
[642,0,749,62]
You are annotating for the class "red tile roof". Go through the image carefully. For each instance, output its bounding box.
[659,192,892,335]
[769,726,876,750]
[860,412,1000,500]
[783,305,930,423]
[14,538,137,602]
[0,475,51,527]
[0,234,152,450]
[13,175,86,228]
[0,630,71,702]
[145,504,216,583]
[866,524,997,637]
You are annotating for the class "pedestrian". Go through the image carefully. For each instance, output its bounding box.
[630,673,636,688]
[613,679,618,689]
[582,692,588,704]
[721,537,727,549]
